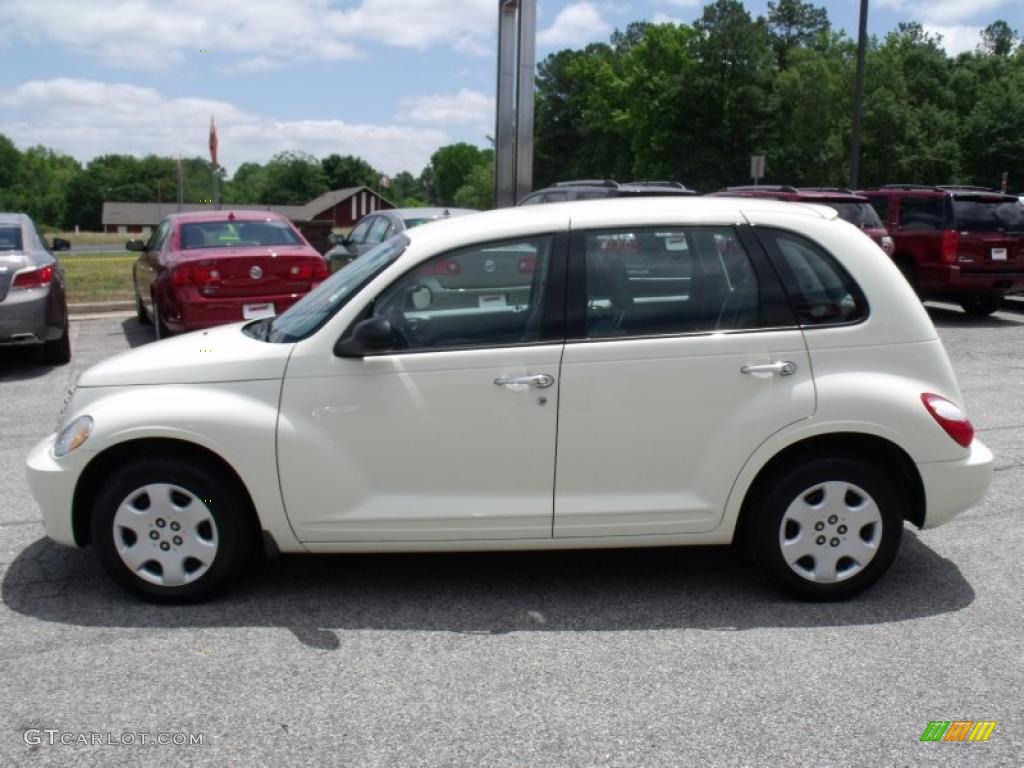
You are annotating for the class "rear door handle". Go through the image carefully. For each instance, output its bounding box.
[741,361,797,376]
[494,373,555,388]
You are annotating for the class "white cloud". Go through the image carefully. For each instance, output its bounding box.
[652,13,686,25]
[537,2,611,48]
[0,78,450,175]
[923,24,984,55]
[0,0,495,69]
[874,0,1010,25]
[657,0,700,7]
[398,88,494,127]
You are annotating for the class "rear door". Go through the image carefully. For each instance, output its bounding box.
[553,224,814,537]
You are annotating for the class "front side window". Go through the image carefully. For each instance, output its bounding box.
[583,227,762,338]
[760,229,867,326]
[367,216,391,244]
[347,218,373,244]
[898,196,945,231]
[148,220,170,252]
[370,235,554,352]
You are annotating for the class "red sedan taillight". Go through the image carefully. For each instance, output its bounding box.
[921,393,974,447]
[287,260,329,280]
[12,264,54,289]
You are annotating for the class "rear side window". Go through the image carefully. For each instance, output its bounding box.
[826,202,883,229]
[898,196,945,231]
[865,195,888,223]
[582,227,763,337]
[760,229,867,326]
[0,225,24,251]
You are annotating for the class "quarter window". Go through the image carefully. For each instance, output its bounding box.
[582,227,762,337]
[898,196,945,231]
[371,236,554,352]
[760,229,867,325]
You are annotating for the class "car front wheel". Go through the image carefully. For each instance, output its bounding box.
[90,458,254,602]
[750,456,903,600]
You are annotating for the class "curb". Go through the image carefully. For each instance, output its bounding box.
[68,300,134,314]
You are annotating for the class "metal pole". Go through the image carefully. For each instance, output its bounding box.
[849,0,869,189]
[495,0,518,208]
[514,0,536,203]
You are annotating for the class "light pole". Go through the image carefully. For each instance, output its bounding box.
[495,0,536,207]
[849,0,869,189]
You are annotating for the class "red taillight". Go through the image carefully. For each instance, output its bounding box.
[192,265,221,284]
[12,264,54,289]
[313,259,328,280]
[940,230,960,263]
[922,393,974,447]
[518,255,536,273]
[419,259,461,276]
[286,260,329,280]
[171,264,194,286]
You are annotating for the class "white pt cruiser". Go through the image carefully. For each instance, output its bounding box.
[26,198,993,602]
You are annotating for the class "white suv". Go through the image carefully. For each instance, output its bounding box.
[26,198,993,602]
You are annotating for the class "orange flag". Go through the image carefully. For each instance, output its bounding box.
[209,115,219,169]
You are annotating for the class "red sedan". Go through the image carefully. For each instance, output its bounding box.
[129,211,328,338]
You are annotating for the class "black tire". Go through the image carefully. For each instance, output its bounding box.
[960,295,1001,317]
[152,294,170,339]
[42,321,71,365]
[135,287,151,325]
[90,457,255,603]
[748,456,903,600]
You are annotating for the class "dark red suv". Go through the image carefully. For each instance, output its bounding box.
[707,186,894,257]
[858,185,1024,316]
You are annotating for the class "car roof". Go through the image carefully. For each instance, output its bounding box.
[402,196,838,253]
[0,212,32,225]
[711,186,869,203]
[389,207,478,218]
[164,210,291,224]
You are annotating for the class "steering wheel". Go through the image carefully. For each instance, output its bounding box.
[385,306,417,350]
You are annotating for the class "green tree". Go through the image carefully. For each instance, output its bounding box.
[766,0,830,65]
[225,162,266,203]
[426,143,488,205]
[982,20,1019,56]
[454,161,495,209]
[258,151,329,205]
[321,154,379,190]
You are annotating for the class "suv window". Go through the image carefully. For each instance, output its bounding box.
[898,196,946,231]
[583,227,762,337]
[761,229,867,325]
[950,196,1024,233]
[372,235,554,352]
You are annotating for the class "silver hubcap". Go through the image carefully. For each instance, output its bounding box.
[112,483,218,587]
[778,480,883,583]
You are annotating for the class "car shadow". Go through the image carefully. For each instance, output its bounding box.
[0,346,58,382]
[925,304,1024,328]
[2,530,973,649]
[119,317,155,348]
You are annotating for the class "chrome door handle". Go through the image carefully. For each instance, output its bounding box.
[494,373,555,388]
[741,361,797,376]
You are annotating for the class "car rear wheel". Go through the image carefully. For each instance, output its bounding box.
[135,287,151,325]
[960,295,1001,317]
[42,321,71,365]
[152,294,170,339]
[90,457,254,602]
[749,456,902,600]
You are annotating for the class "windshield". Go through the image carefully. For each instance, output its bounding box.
[180,219,302,249]
[951,197,1024,233]
[0,226,24,251]
[263,234,409,342]
[825,202,883,229]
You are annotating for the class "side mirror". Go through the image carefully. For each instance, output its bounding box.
[126,239,146,252]
[334,317,394,357]
[327,233,345,246]
[50,237,71,251]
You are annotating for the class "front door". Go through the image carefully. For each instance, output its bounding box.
[278,233,566,542]
[554,224,815,537]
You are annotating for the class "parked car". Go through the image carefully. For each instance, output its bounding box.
[707,186,894,257]
[518,179,696,205]
[324,207,477,272]
[0,212,70,364]
[28,197,992,603]
[858,184,1024,315]
[128,210,328,338]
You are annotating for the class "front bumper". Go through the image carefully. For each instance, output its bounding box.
[25,434,83,547]
[917,438,994,529]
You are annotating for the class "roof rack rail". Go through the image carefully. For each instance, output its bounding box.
[878,184,937,190]
[725,185,799,193]
[622,180,688,189]
[800,186,855,194]
[937,185,996,192]
[553,179,619,188]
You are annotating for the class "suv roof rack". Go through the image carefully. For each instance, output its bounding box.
[878,184,938,190]
[801,186,856,194]
[622,180,688,189]
[553,179,619,188]
[725,185,799,193]
[937,185,996,192]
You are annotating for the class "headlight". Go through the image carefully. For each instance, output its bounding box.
[53,415,93,457]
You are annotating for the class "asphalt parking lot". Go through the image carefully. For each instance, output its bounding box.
[1,305,1022,767]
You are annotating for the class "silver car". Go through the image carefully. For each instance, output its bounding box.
[0,213,70,364]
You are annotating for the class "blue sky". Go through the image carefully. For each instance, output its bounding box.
[1,0,1021,177]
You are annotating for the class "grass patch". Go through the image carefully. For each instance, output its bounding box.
[52,231,133,246]
[58,252,135,304]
